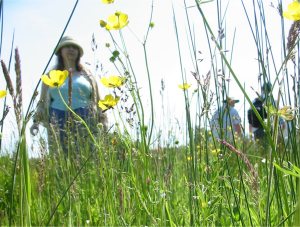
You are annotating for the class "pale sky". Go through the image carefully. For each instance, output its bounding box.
[0,0,295,155]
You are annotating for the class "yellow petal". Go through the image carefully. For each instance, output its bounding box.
[105,11,129,30]
[100,77,110,87]
[283,1,300,21]
[98,100,109,110]
[178,83,191,90]
[98,94,120,110]
[101,0,114,3]
[0,90,7,98]
[118,13,129,29]
[41,75,55,87]
[42,70,68,87]
[58,70,69,86]
[107,14,118,30]
[100,76,125,88]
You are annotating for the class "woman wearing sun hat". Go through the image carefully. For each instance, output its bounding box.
[210,96,243,142]
[30,36,107,154]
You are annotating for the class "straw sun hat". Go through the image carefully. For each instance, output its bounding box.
[55,36,84,57]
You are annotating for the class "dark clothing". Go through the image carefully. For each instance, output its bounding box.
[253,128,266,140]
[248,98,268,149]
[247,98,267,128]
[49,106,93,154]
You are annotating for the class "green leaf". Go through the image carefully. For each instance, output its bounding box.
[273,162,300,178]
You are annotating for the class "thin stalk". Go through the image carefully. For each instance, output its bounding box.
[172,4,198,224]
[142,2,155,146]
[142,45,154,147]
[0,30,14,151]
[8,2,80,225]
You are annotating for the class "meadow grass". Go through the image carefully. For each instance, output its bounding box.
[0,0,299,226]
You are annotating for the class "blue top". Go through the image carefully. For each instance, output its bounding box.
[210,105,242,140]
[48,71,92,110]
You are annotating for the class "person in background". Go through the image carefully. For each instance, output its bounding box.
[210,97,242,142]
[248,82,285,146]
[30,36,107,154]
[248,96,267,141]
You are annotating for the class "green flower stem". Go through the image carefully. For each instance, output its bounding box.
[142,45,154,147]
[142,1,155,146]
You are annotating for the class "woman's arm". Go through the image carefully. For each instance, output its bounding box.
[84,69,108,130]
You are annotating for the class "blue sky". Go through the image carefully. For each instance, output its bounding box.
[1,0,294,154]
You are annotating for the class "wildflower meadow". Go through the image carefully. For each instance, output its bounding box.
[0,0,300,226]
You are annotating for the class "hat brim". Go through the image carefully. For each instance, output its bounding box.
[55,41,84,57]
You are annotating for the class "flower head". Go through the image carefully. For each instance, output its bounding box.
[100,11,129,30]
[0,90,7,99]
[278,106,295,121]
[41,70,68,87]
[178,83,191,90]
[283,1,300,21]
[100,75,126,88]
[267,105,295,121]
[98,94,120,111]
[101,0,114,4]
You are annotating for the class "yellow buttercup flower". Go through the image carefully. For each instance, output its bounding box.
[178,83,191,90]
[41,70,68,88]
[101,0,114,4]
[283,1,300,21]
[0,90,7,98]
[100,75,126,88]
[100,11,129,30]
[98,94,120,111]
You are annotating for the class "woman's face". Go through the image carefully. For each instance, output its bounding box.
[60,44,79,64]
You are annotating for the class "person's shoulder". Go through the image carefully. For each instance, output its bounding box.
[230,107,239,114]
